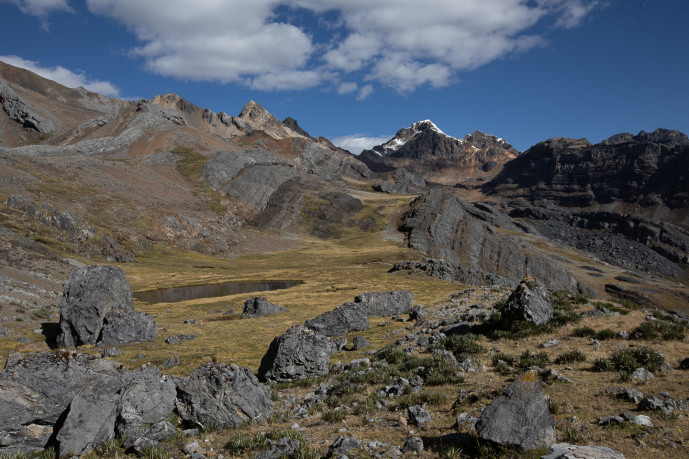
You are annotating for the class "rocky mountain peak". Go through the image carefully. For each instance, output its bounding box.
[602,128,689,147]
[372,119,454,156]
[238,100,278,124]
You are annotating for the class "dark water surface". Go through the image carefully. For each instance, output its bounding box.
[134,280,303,304]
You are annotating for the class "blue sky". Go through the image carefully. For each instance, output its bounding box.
[1,0,687,152]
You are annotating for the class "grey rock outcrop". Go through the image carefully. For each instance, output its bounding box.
[242,297,287,318]
[258,325,333,381]
[175,363,272,429]
[0,350,127,454]
[498,278,554,327]
[390,258,457,282]
[122,421,176,454]
[56,384,120,456]
[100,310,158,345]
[57,265,155,347]
[116,367,177,439]
[304,302,370,337]
[475,370,556,450]
[354,290,414,317]
[542,443,625,459]
[398,190,579,291]
[257,437,302,459]
[0,80,55,133]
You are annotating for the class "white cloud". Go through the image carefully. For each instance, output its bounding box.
[337,82,358,95]
[2,0,72,17]
[83,0,600,93]
[331,133,391,155]
[356,84,373,101]
[0,55,122,98]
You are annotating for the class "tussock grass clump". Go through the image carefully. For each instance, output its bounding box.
[554,349,587,364]
[631,320,686,341]
[515,350,550,369]
[596,329,618,341]
[226,432,268,455]
[594,301,630,315]
[434,334,484,361]
[373,344,464,386]
[573,326,596,337]
[594,347,665,373]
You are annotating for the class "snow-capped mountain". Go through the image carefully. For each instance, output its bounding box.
[358,120,519,186]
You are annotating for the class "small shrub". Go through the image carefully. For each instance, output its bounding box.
[440,334,484,360]
[515,350,550,369]
[422,354,465,386]
[375,345,406,365]
[596,329,618,341]
[548,398,559,415]
[573,326,596,337]
[611,347,665,372]
[226,432,268,455]
[397,392,447,409]
[631,321,685,341]
[564,425,583,443]
[323,408,348,422]
[592,358,615,372]
[554,350,587,364]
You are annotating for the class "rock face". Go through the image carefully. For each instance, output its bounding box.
[398,190,579,291]
[483,130,689,209]
[175,363,272,429]
[304,302,371,337]
[242,297,287,318]
[498,278,554,327]
[56,266,156,347]
[475,370,556,450]
[0,80,55,133]
[258,325,333,381]
[354,290,414,317]
[389,258,457,282]
[358,121,518,186]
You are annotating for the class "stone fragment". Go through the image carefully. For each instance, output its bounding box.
[327,436,361,458]
[175,363,272,429]
[354,290,414,317]
[352,335,370,350]
[401,436,424,453]
[258,325,333,381]
[498,278,554,327]
[409,305,428,321]
[407,405,432,426]
[475,369,555,450]
[257,437,301,459]
[304,302,370,337]
[242,297,288,318]
[630,368,654,381]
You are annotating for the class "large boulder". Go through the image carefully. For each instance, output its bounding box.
[498,278,554,327]
[56,265,156,347]
[0,351,128,454]
[475,370,556,450]
[258,325,333,381]
[101,310,158,346]
[304,302,370,337]
[242,297,288,318]
[56,385,120,457]
[175,363,272,429]
[115,366,177,439]
[354,290,414,317]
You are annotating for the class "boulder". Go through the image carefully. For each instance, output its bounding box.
[407,405,432,426]
[542,443,625,459]
[175,363,272,429]
[116,366,177,439]
[304,302,370,337]
[0,351,126,431]
[475,369,555,450]
[352,335,370,350]
[409,305,429,321]
[56,266,150,347]
[56,385,120,457]
[257,437,302,459]
[354,290,414,317]
[242,297,288,318]
[122,421,176,454]
[402,436,424,453]
[258,325,333,381]
[327,436,361,458]
[498,278,554,327]
[100,310,158,345]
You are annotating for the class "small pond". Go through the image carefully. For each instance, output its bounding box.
[134,280,303,304]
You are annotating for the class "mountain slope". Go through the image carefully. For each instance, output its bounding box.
[358,120,518,186]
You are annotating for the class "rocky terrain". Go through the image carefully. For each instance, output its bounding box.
[1,60,689,457]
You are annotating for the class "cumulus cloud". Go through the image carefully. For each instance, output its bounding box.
[2,0,72,17]
[331,133,391,155]
[0,55,122,98]
[82,0,599,93]
[356,84,373,101]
